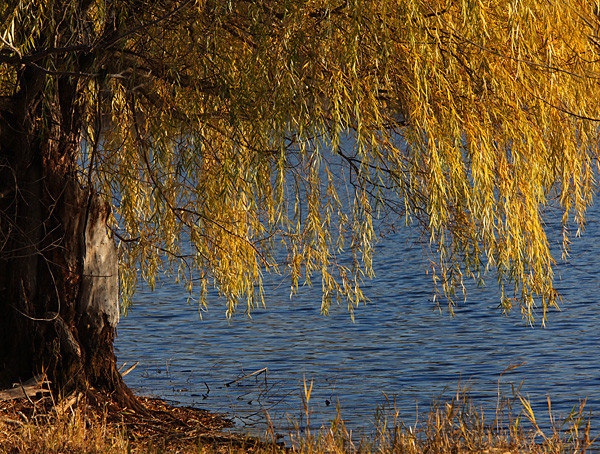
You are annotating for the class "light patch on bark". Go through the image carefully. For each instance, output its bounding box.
[79,200,119,327]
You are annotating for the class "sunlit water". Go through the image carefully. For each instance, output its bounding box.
[115,203,600,442]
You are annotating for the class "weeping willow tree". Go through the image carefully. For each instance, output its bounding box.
[1,0,599,402]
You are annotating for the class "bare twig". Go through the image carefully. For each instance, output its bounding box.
[225,368,268,387]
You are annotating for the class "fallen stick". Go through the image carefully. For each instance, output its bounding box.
[0,374,51,402]
[121,361,139,377]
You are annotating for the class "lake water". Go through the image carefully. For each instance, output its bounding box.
[114,202,600,442]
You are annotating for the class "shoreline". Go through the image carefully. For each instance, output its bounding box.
[0,385,595,453]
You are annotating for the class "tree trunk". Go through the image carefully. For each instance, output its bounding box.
[0,67,135,407]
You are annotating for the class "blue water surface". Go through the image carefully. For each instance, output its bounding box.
[114,203,600,441]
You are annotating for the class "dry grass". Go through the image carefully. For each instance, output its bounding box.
[287,390,594,454]
[284,374,595,454]
[0,402,128,453]
[0,384,595,453]
[0,392,274,453]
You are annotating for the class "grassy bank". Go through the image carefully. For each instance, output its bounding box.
[0,385,594,453]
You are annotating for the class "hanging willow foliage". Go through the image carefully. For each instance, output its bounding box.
[1,0,600,323]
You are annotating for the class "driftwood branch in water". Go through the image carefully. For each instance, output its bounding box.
[225,368,268,387]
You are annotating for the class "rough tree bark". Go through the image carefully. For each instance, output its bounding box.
[0,65,135,406]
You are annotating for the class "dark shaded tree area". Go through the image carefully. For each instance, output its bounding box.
[0,1,134,403]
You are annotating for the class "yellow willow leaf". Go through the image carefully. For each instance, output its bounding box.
[1,0,599,322]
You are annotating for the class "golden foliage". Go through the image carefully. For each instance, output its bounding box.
[2,0,600,321]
